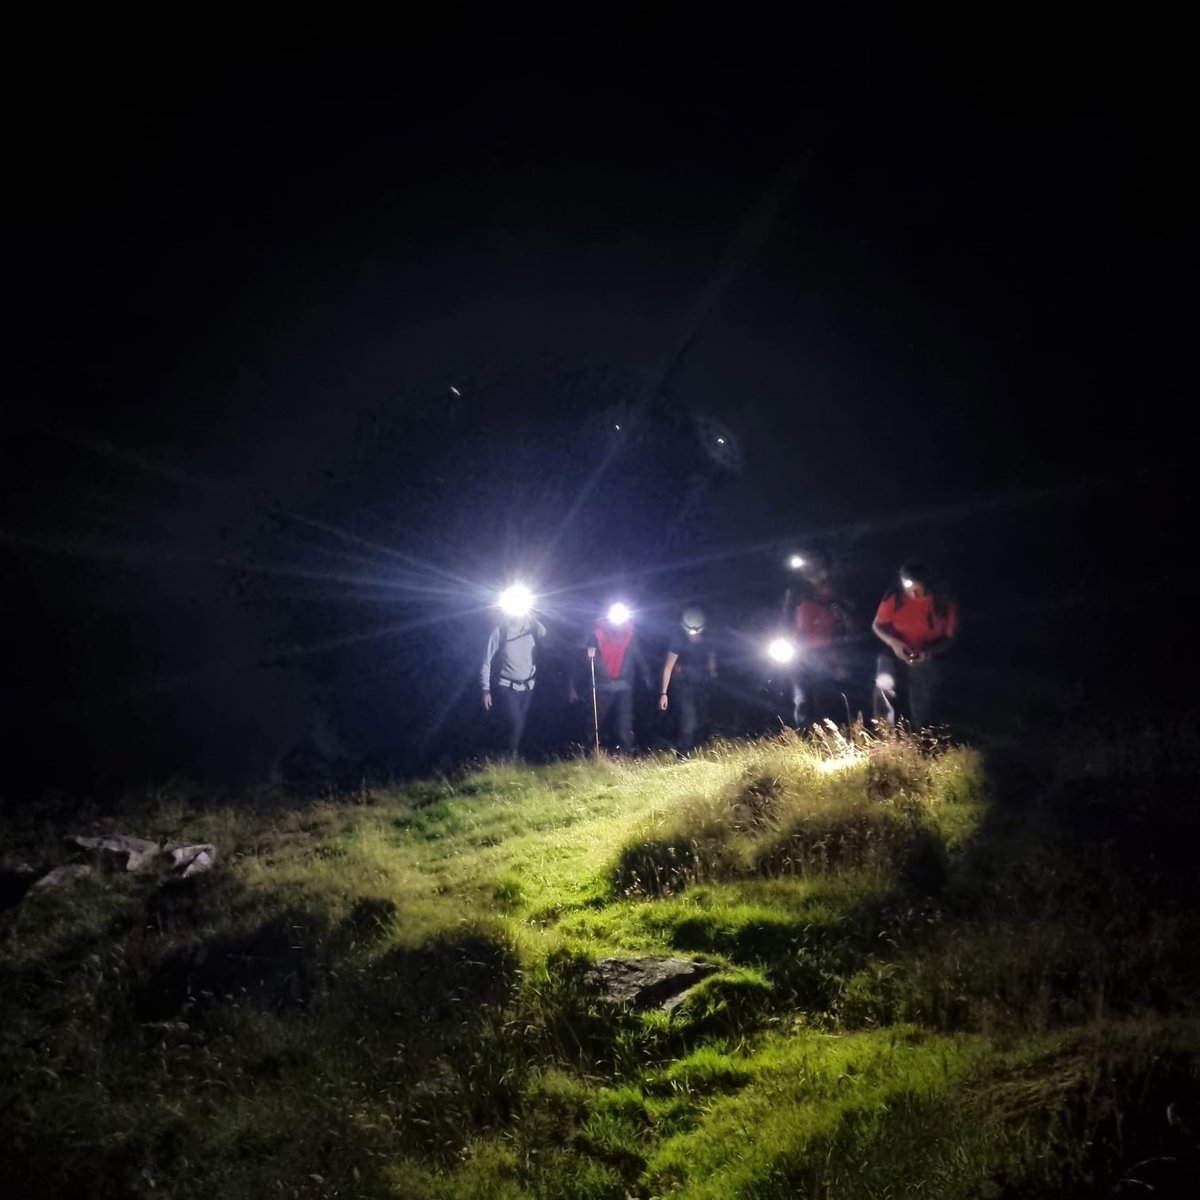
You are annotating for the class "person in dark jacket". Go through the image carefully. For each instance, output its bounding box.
[658,606,718,753]
[587,602,652,753]
[785,551,852,727]
[871,562,958,728]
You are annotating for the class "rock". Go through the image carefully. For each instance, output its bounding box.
[69,836,218,876]
[183,851,215,877]
[73,835,161,872]
[22,835,217,905]
[32,864,94,890]
[163,843,217,876]
[585,956,719,1010]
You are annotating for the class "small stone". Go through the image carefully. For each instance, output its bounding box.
[33,864,94,890]
[585,956,719,1009]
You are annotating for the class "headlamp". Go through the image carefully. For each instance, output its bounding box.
[498,584,534,618]
[768,637,797,664]
[607,602,632,626]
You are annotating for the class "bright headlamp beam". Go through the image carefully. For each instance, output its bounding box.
[901,576,915,589]
[498,584,534,617]
[788,555,805,570]
[607,602,632,626]
[768,637,796,663]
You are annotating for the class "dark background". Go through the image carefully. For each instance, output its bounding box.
[2,12,1194,794]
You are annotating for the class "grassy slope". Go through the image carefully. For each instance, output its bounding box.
[3,727,1200,1199]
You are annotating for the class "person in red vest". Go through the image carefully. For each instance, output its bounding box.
[587,602,651,753]
[785,551,852,727]
[871,562,958,728]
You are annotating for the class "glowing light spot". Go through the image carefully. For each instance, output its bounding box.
[768,637,796,663]
[499,583,534,617]
[788,555,806,570]
[607,602,632,626]
[817,752,861,774]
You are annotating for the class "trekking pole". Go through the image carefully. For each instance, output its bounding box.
[588,648,601,754]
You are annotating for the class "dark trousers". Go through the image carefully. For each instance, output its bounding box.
[792,649,848,728]
[595,683,634,750]
[874,652,942,728]
[672,681,707,752]
[496,685,533,757]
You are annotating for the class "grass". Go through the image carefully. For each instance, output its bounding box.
[3,725,1200,1198]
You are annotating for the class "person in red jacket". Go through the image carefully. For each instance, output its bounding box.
[785,551,851,727]
[586,602,651,753]
[871,562,958,728]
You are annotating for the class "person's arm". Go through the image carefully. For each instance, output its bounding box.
[871,594,912,660]
[872,616,912,661]
[481,627,500,709]
[922,599,959,659]
[831,595,853,636]
[659,651,679,710]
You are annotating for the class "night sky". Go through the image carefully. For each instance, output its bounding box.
[3,13,1194,791]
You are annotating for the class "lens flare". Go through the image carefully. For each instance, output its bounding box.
[607,602,632,626]
[768,637,796,663]
[498,584,534,617]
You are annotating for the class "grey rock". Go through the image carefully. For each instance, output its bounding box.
[163,843,217,876]
[33,864,94,890]
[73,835,161,872]
[69,836,219,876]
[585,956,719,1010]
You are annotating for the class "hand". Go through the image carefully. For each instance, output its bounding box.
[658,693,669,711]
[587,646,596,659]
[910,650,929,666]
[482,692,492,711]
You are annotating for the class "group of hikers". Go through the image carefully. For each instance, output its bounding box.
[481,556,958,759]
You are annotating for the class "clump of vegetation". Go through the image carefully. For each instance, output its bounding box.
[3,726,1200,1198]
[612,728,980,896]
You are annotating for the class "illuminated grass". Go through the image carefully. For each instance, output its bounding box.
[3,727,1200,1198]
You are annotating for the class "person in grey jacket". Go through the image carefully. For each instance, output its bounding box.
[482,612,547,759]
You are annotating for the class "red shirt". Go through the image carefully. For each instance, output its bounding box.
[794,597,838,647]
[874,592,958,654]
[595,624,634,680]
[793,583,846,648]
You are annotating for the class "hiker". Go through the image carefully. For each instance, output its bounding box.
[481,601,547,759]
[587,602,652,753]
[658,606,718,753]
[871,561,958,728]
[784,550,852,727]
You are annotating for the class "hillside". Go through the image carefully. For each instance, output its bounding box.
[3,726,1200,1199]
